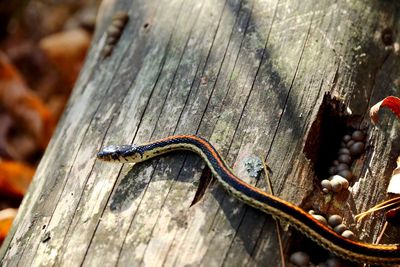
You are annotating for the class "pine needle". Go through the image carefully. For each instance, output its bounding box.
[355,196,400,222]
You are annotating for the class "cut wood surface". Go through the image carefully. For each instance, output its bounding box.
[2,0,400,266]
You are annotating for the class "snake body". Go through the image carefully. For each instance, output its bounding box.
[97,135,400,265]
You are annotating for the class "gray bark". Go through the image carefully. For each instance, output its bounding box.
[1,0,400,266]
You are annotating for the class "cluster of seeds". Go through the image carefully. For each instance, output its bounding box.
[289,252,348,267]
[289,251,310,267]
[321,130,366,193]
[309,211,356,240]
[321,175,349,193]
[290,129,365,266]
[289,211,356,266]
[102,11,129,58]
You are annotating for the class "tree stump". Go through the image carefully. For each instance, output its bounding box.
[2,0,400,266]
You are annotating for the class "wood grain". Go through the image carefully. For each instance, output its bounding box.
[2,0,400,266]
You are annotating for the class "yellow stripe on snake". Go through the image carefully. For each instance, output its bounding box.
[97,135,400,265]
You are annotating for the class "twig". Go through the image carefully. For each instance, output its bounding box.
[375,221,388,245]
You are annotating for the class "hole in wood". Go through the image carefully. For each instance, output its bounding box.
[288,232,330,265]
[143,23,149,29]
[381,27,394,46]
[288,209,359,265]
[303,93,363,182]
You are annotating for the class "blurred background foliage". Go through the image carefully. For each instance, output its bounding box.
[0,0,100,244]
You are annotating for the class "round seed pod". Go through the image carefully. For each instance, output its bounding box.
[340,179,349,189]
[343,135,352,142]
[312,214,328,225]
[338,148,350,155]
[322,188,330,194]
[330,174,344,181]
[332,160,339,166]
[331,179,343,192]
[346,140,355,148]
[327,214,343,227]
[331,175,349,189]
[321,179,332,192]
[349,142,364,156]
[333,223,347,234]
[326,257,344,267]
[341,230,356,240]
[337,169,353,180]
[352,130,365,141]
[338,154,352,164]
[328,166,337,175]
[289,251,310,266]
[336,163,349,172]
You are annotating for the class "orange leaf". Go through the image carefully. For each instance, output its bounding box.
[370,96,400,124]
[0,161,34,198]
[0,208,17,244]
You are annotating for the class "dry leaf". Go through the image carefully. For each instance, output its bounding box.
[39,28,91,87]
[0,51,55,149]
[0,208,17,244]
[370,96,400,194]
[0,161,34,198]
[0,113,13,158]
[369,96,400,124]
[387,156,400,194]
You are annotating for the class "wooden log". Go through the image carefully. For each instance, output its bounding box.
[2,0,400,266]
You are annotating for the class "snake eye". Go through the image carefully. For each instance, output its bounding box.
[97,145,126,160]
[97,145,116,158]
[98,145,142,162]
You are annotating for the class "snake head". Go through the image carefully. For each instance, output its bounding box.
[97,145,143,163]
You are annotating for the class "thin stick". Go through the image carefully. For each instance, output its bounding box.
[375,221,388,245]
[261,157,286,267]
[362,221,389,267]
[355,196,400,222]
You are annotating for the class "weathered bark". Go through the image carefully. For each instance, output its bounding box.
[2,0,400,266]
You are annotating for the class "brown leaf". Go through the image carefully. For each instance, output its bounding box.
[39,28,91,87]
[0,51,55,149]
[370,96,400,124]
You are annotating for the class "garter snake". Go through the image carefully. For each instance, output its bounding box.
[97,135,400,265]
